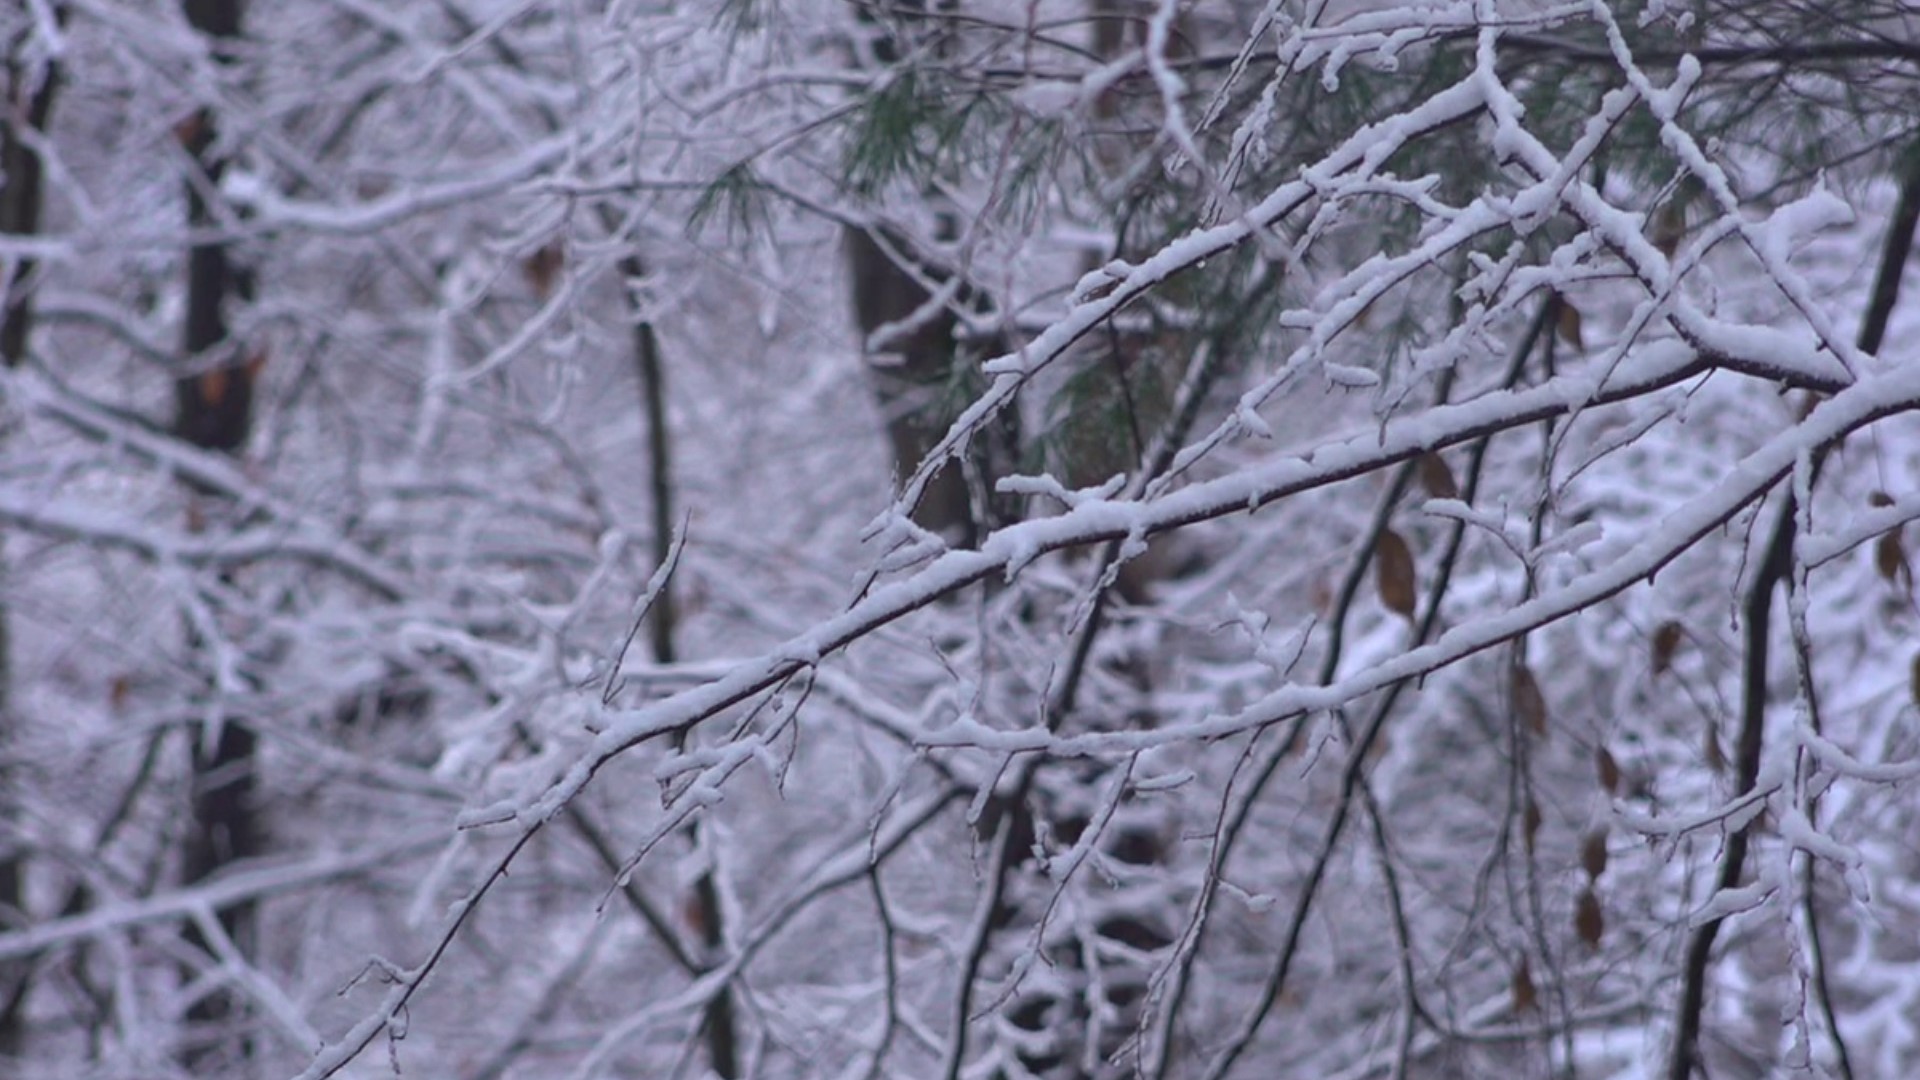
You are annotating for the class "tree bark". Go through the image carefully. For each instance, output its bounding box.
[0,6,66,1056]
[172,0,261,1066]
[846,225,984,544]
[622,252,738,1078]
[845,1,1018,549]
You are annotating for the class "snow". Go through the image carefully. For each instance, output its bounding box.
[11,2,1920,1077]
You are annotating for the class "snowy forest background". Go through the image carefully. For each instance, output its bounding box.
[4,1,1920,1077]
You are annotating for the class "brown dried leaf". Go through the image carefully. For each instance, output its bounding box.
[196,368,231,408]
[1870,490,1895,508]
[1651,621,1683,676]
[173,111,205,149]
[1705,722,1727,774]
[1596,745,1622,796]
[1575,888,1605,947]
[1876,528,1910,587]
[1364,730,1392,762]
[245,346,268,384]
[1309,575,1334,616]
[681,891,708,940]
[1375,529,1417,619]
[1511,663,1549,737]
[1511,956,1538,1015]
[1523,799,1542,855]
[522,243,565,300]
[1417,451,1459,500]
[1650,201,1687,258]
[1555,298,1584,350]
[109,675,131,712]
[1581,829,1609,881]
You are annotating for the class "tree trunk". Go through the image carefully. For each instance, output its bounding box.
[845,0,1019,549]
[173,0,261,1066]
[0,7,66,1056]
[846,225,984,544]
[623,252,739,1078]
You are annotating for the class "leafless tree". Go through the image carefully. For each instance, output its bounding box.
[1,2,1918,1078]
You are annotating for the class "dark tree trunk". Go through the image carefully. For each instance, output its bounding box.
[0,7,67,1056]
[845,0,1019,549]
[846,226,1019,548]
[846,227,978,542]
[1,24,58,369]
[621,253,739,1078]
[172,0,261,1065]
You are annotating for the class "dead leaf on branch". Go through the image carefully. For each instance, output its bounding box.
[1651,620,1683,676]
[1650,200,1687,258]
[1596,744,1621,795]
[1554,296,1584,350]
[1875,528,1910,589]
[192,349,265,409]
[1705,721,1727,774]
[1511,662,1548,737]
[1309,575,1334,616]
[523,243,565,300]
[1375,528,1417,619]
[1575,888,1605,947]
[1416,451,1459,499]
[681,890,708,939]
[1581,829,1609,881]
[1511,956,1538,1015]
[1523,798,1542,856]
[196,367,230,408]
[172,110,206,148]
